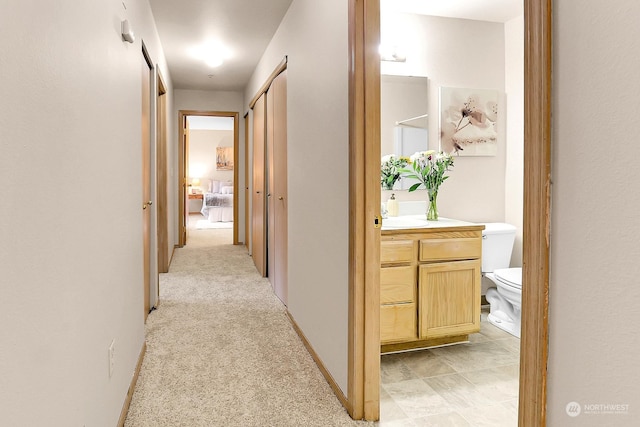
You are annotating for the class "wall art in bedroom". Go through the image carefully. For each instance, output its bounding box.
[439,86,499,156]
[216,146,234,170]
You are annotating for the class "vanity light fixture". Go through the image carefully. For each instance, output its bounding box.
[379,44,406,62]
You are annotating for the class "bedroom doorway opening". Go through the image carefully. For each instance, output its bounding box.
[178,110,240,247]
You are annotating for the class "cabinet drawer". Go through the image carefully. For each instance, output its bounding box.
[419,237,481,262]
[381,303,417,343]
[381,240,414,264]
[381,266,415,304]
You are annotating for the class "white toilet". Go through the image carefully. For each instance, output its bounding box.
[481,223,522,338]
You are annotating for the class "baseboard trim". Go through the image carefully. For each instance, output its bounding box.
[170,245,178,266]
[117,341,146,427]
[285,311,350,412]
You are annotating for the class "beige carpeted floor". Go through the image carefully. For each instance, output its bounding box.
[125,228,373,427]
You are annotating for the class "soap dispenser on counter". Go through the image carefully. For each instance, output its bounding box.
[386,193,399,217]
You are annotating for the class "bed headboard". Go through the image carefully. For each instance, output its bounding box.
[208,179,233,193]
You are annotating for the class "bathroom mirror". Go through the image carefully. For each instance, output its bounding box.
[381,75,429,190]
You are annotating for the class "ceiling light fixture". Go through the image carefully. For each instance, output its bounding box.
[191,40,231,68]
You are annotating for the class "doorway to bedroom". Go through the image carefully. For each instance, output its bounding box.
[178,111,240,247]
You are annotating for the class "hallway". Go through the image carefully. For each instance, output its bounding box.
[124,227,370,426]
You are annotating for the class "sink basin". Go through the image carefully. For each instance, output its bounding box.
[382,215,430,229]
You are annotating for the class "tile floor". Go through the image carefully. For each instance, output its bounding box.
[379,309,520,426]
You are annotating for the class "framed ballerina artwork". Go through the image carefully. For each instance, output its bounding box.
[439,87,500,156]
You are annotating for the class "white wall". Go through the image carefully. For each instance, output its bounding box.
[548,2,640,425]
[188,129,235,187]
[244,0,350,393]
[504,16,524,267]
[0,0,172,425]
[172,89,245,242]
[381,13,506,223]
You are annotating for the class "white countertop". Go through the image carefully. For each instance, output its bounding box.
[381,215,478,231]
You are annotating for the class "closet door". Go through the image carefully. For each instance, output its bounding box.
[267,80,276,289]
[252,94,267,276]
[270,70,288,305]
[271,70,288,305]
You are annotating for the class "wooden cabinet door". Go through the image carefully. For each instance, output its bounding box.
[419,260,481,339]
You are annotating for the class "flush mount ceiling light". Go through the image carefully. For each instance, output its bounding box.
[190,40,232,68]
[379,44,406,62]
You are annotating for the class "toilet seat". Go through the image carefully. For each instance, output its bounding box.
[494,267,522,291]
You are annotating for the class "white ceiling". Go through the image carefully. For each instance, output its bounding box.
[187,116,234,130]
[148,0,294,91]
[149,0,522,92]
[381,0,523,23]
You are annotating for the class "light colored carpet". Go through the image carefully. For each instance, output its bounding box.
[125,228,372,427]
[195,219,233,229]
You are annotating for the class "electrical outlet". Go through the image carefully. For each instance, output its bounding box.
[108,339,115,378]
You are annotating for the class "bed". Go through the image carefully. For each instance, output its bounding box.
[201,180,233,222]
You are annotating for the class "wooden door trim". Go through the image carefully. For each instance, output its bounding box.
[156,70,169,275]
[244,112,250,250]
[177,110,240,246]
[348,0,380,420]
[178,113,186,247]
[141,44,153,322]
[520,0,551,425]
[249,56,288,109]
[348,0,551,423]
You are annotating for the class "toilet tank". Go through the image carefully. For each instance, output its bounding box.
[481,223,517,273]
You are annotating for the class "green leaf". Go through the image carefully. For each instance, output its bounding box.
[408,183,421,192]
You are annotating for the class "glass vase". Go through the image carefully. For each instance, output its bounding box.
[427,190,438,221]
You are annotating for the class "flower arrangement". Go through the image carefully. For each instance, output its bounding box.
[401,150,454,220]
[380,154,409,190]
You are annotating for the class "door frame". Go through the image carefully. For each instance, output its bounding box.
[156,71,169,276]
[347,0,552,424]
[347,0,381,420]
[244,112,250,251]
[177,110,240,246]
[141,44,154,322]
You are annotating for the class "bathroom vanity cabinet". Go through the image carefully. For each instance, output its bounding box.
[380,219,484,353]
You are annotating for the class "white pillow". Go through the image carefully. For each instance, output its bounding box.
[210,180,221,193]
[221,185,233,194]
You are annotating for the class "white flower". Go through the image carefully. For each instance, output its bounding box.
[401,150,454,193]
